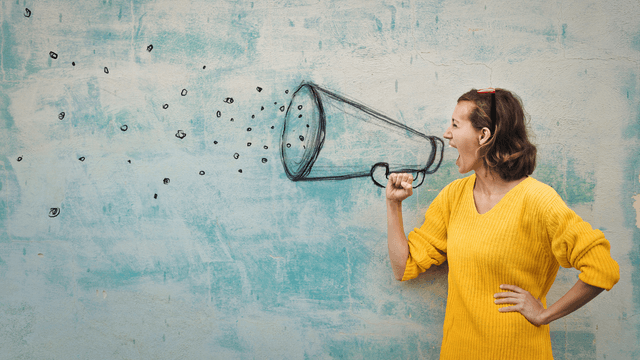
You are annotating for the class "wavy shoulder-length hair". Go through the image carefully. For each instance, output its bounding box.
[457,89,537,181]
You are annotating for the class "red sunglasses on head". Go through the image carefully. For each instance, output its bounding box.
[477,88,496,123]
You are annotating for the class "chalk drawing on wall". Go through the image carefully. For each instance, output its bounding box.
[281,82,444,188]
[48,208,60,218]
[24,38,442,217]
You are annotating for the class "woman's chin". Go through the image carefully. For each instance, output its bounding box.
[455,156,467,174]
[455,163,472,174]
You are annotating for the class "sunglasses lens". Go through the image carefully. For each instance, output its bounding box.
[477,88,495,94]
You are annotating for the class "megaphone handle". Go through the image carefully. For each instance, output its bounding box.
[411,171,426,188]
[370,163,427,189]
[370,162,390,188]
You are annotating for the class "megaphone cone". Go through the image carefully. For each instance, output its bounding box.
[280,82,443,188]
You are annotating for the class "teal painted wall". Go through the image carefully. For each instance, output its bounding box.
[0,0,638,358]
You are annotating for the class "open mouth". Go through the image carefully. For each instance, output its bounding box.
[449,145,460,166]
[445,144,461,166]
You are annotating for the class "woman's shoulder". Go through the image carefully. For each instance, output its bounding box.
[437,174,475,200]
[520,176,564,208]
[522,176,559,194]
[444,174,474,192]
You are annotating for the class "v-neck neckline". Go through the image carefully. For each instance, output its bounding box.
[470,174,530,216]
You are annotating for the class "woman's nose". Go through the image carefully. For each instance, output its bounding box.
[443,127,452,139]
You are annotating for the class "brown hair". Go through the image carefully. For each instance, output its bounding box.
[457,88,537,181]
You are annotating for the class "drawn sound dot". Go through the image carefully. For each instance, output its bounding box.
[251,114,255,119]
[162,104,169,109]
[238,169,243,173]
[256,87,263,92]
[298,114,302,118]
[17,156,23,162]
[147,44,153,52]
[299,135,304,141]
[306,124,309,127]
[298,105,303,110]
[175,130,186,139]
[163,178,170,185]
[199,171,205,175]
[216,111,221,118]
[213,141,218,145]
[263,146,268,149]
[270,126,274,129]
[279,106,285,112]
[58,112,65,120]
[286,143,291,148]
[247,127,252,131]
[128,160,131,163]
[285,90,289,94]
[49,51,58,59]
[261,158,267,163]
[261,106,264,111]
[203,66,206,69]
[120,125,128,131]
[274,102,277,105]
[79,157,85,162]
[104,67,109,74]
[154,194,158,199]
[49,208,60,218]
[181,89,188,96]
[230,118,234,122]
[224,97,234,104]
[233,153,240,160]
[24,8,31,17]
[72,62,76,66]
[247,142,252,147]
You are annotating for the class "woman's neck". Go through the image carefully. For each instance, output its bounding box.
[473,166,526,197]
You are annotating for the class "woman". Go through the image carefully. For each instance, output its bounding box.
[386,88,620,359]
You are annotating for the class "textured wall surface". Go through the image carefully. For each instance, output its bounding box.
[1,0,639,359]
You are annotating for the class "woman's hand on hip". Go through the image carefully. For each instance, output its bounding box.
[494,284,547,326]
[386,173,414,203]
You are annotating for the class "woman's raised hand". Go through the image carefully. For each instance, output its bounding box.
[386,173,414,203]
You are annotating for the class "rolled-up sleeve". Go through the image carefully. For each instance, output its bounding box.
[403,189,450,281]
[546,195,620,290]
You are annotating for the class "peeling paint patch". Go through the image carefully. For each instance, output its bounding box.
[550,331,596,358]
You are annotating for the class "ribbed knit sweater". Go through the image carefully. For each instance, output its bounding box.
[403,174,620,359]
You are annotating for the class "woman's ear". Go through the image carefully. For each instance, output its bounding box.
[478,127,491,145]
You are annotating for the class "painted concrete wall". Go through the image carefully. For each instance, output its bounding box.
[1,0,638,358]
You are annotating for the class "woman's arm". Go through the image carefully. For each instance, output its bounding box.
[540,279,605,324]
[387,199,409,281]
[494,279,605,326]
[386,173,413,281]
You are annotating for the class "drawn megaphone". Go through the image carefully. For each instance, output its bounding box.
[280,82,444,188]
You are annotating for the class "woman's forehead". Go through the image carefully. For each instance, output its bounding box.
[452,101,474,121]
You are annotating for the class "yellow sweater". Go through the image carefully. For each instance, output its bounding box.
[403,174,620,359]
